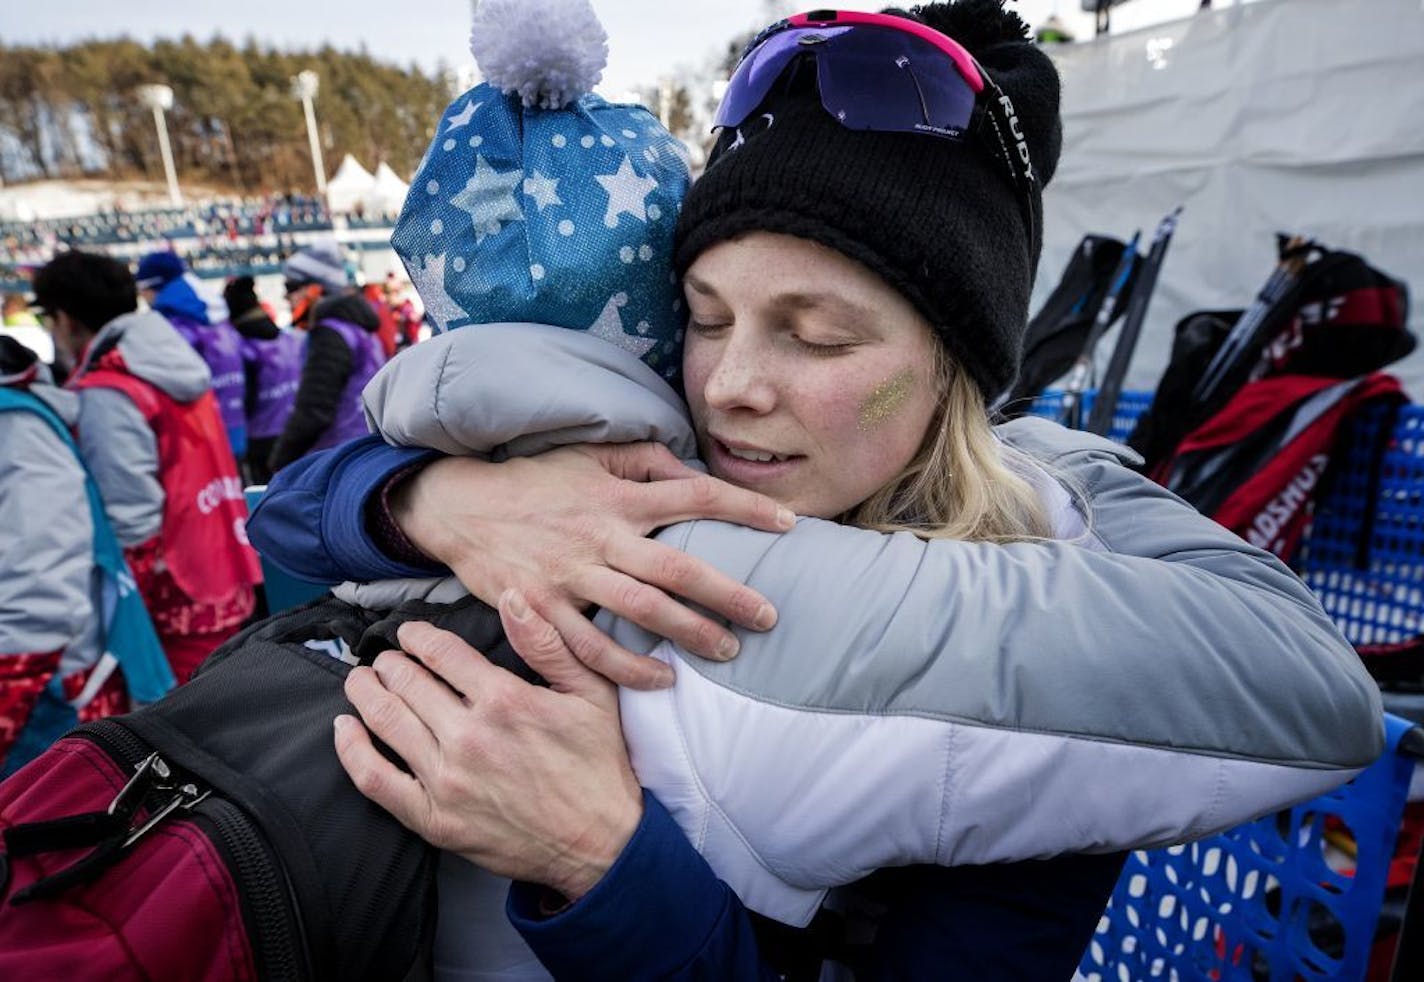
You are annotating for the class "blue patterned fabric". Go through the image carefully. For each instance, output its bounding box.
[391,86,691,383]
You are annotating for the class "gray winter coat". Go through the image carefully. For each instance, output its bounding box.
[345,323,1382,930]
[0,374,99,673]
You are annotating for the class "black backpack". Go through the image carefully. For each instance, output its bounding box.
[1,593,538,982]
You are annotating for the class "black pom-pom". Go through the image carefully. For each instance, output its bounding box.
[905,0,1031,52]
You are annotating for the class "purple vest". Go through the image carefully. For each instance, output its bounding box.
[239,331,304,440]
[170,315,247,455]
[310,318,386,451]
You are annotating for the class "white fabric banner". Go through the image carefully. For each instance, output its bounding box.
[1036,0,1424,397]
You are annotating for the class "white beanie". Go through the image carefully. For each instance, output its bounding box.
[283,239,349,290]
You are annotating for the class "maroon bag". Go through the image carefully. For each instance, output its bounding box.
[0,597,440,982]
[0,732,258,980]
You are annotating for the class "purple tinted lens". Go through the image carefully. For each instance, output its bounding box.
[713,27,852,129]
[816,30,976,138]
[714,25,977,138]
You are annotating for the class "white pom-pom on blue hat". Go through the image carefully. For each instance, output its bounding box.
[471,0,609,109]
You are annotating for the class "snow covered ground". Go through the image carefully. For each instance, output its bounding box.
[0,179,214,221]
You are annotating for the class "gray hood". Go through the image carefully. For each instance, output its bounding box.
[80,309,211,403]
[28,383,80,427]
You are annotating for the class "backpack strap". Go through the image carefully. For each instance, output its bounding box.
[3,748,183,904]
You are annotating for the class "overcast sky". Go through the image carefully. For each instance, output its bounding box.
[6,1,1221,98]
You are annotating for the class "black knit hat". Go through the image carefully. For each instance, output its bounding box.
[674,0,1062,400]
[223,275,261,321]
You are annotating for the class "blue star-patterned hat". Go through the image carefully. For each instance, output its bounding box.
[392,0,692,382]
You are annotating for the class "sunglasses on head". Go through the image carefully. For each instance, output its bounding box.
[713,9,1038,259]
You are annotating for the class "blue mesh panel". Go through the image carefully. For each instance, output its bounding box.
[1298,404,1424,647]
[1024,388,1153,445]
[1077,716,1417,982]
[1026,393,1424,979]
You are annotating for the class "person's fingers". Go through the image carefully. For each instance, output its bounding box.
[333,713,433,834]
[395,620,500,700]
[535,594,676,691]
[499,589,617,711]
[369,648,468,733]
[606,534,778,635]
[591,441,703,483]
[344,663,440,770]
[575,562,742,662]
[626,472,795,533]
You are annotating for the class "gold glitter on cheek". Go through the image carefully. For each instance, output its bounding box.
[858,368,916,430]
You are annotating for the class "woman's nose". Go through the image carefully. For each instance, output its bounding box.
[702,337,776,414]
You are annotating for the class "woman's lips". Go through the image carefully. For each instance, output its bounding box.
[706,437,803,484]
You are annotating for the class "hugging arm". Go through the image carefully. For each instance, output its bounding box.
[337,607,1126,980]
[507,792,783,982]
[506,795,1122,981]
[248,433,441,583]
[284,327,1377,915]
[249,327,795,687]
[612,424,1381,918]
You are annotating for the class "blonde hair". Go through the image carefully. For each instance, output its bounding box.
[844,344,1056,542]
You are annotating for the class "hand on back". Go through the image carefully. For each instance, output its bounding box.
[390,441,792,689]
[335,595,640,900]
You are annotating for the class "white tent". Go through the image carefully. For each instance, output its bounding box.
[365,161,410,217]
[325,154,375,214]
[1037,0,1424,397]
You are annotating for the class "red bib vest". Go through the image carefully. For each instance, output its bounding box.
[72,351,262,603]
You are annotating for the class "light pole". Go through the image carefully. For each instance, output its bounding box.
[137,84,182,206]
[291,70,327,196]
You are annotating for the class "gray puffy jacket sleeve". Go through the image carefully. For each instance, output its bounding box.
[608,422,1381,923]
[0,401,96,663]
[76,386,163,547]
[360,324,1383,927]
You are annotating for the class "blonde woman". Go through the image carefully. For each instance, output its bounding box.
[252,2,1380,977]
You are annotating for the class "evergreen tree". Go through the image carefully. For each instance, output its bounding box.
[0,37,450,190]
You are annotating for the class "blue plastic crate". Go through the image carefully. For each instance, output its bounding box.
[1077,716,1419,982]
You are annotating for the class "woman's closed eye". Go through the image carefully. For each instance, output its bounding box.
[792,333,860,356]
[688,318,730,336]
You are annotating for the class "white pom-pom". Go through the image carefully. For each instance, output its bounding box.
[470,0,609,109]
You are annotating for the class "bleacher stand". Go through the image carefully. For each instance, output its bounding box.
[0,194,348,290]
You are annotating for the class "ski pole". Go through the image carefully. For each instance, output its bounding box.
[1087,207,1183,437]
[1060,232,1139,430]
[1191,235,1314,405]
